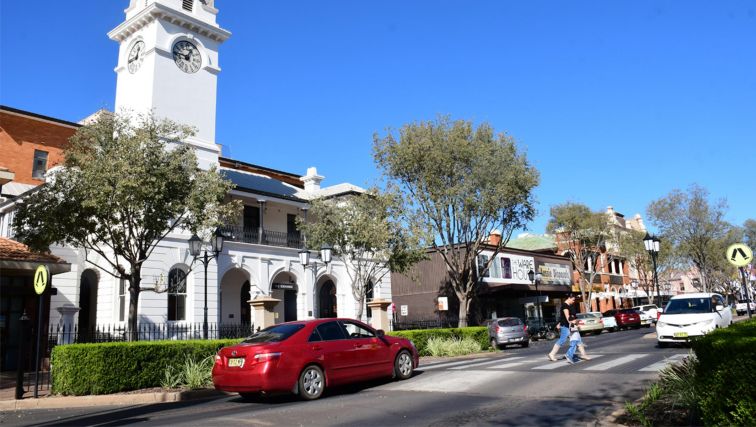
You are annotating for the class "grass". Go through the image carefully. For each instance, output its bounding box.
[425,336,482,357]
[161,355,214,390]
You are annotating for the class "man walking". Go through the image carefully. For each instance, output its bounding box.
[547,293,591,362]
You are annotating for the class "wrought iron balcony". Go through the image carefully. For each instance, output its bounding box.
[219,225,302,249]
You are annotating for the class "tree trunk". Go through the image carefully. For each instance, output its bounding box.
[457,293,468,327]
[127,270,141,341]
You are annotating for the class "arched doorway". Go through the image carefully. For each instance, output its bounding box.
[240,281,251,326]
[271,272,298,322]
[219,267,250,326]
[319,280,337,318]
[78,269,98,340]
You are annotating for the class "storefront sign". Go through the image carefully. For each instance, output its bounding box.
[272,283,298,291]
[437,297,448,311]
[484,253,534,283]
[400,305,408,316]
[537,263,571,286]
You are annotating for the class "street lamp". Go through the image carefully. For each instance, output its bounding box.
[298,244,333,268]
[631,280,638,306]
[528,269,544,328]
[188,227,225,340]
[643,233,661,307]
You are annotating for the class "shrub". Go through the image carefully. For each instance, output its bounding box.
[426,336,482,357]
[160,354,215,390]
[692,319,756,426]
[52,339,239,395]
[388,326,489,356]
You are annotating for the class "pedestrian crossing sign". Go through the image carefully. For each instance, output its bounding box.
[727,243,753,267]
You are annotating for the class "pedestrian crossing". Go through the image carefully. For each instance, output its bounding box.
[420,352,688,374]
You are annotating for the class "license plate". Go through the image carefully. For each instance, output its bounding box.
[674,332,688,338]
[228,357,245,368]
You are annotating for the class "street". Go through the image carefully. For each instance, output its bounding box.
[2,327,689,427]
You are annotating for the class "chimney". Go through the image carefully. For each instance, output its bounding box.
[488,229,502,246]
[300,167,324,193]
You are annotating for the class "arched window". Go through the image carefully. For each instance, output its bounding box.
[168,267,188,321]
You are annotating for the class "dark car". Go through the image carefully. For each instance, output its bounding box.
[603,309,642,330]
[487,317,529,349]
[212,318,419,400]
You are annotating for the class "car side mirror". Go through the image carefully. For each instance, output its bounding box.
[376,329,385,338]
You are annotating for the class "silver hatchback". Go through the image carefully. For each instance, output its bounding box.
[487,317,529,349]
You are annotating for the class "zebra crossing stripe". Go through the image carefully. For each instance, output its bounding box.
[450,357,525,370]
[638,354,687,372]
[420,358,488,370]
[583,353,648,371]
[532,354,605,370]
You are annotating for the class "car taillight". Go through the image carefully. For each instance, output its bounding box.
[253,352,282,363]
[523,324,527,332]
[214,354,222,365]
[577,320,585,325]
[495,325,500,333]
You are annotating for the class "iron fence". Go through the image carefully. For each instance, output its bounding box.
[48,322,255,347]
[219,225,302,249]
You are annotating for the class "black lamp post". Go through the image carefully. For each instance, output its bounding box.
[298,244,333,268]
[188,227,225,339]
[528,269,544,327]
[643,233,661,306]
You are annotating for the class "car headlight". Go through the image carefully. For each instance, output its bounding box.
[657,321,667,328]
[694,319,715,327]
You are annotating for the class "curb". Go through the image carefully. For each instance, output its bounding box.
[0,388,229,411]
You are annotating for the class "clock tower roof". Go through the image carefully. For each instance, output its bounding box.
[109,0,230,43]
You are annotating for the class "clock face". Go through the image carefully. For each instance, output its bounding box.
[127,40,145,74]
[172,40,202,73]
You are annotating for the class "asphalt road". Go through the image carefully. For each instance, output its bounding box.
[3,327,689,427]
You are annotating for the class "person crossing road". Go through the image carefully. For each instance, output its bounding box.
[547,293,591,362]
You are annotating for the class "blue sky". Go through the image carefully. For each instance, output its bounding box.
[1,1,754,235]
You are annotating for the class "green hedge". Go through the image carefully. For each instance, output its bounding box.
[388,326,489,356]
[692,318,756,426]
[51,339,239,395]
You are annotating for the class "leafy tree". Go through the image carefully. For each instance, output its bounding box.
[13,112,240,338]
[617,230,675,305]
[646,185,730,293]
[547,203,615,311]
[373,116,539,327]
[744,219,756,250]
[298,190,425,320]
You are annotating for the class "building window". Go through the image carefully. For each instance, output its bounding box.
[477,255,490,278]
[501,257,512,279]
[168,267,188,321]
[118,279,127,322]
[490,256,502,278]
[32,150,48,179]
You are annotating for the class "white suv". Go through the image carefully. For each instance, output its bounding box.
[632,304,659,326]
[656,293,732,347]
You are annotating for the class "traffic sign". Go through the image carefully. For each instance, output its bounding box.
[727,243,753,267]
[33,265,49,295]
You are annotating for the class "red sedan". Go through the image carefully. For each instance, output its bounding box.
[212,318,419,400]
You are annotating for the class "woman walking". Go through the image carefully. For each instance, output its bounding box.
[547,293,591,362]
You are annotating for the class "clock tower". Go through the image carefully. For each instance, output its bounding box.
[108,0,231,170]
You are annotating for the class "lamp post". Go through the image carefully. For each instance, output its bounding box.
[528,269,543,328]
[643,233,661,307]
[188,227,225,340]
[299,244,333,318]
[631,280,638,306]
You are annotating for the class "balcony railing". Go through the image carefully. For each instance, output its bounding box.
[219,225,302,249]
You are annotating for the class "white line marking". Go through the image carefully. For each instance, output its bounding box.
[583,353,649,371]
[384,371,512,392]
[532,354,605,370]
[638,354,687,372]
[449,357,525,370]
[420,359,488,370]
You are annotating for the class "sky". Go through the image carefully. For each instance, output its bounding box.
[1,1,754,236]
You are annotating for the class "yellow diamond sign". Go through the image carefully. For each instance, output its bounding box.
[34,265,49,295]
[727,243,753,268]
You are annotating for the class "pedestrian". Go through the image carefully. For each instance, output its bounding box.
[547,293,576,361]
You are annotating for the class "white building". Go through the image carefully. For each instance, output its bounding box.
[0,0,391,341]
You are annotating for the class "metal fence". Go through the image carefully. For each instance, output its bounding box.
[391,316,460,331]
[219,225,302,249]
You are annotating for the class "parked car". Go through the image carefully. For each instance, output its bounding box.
[633,304,659,325]
[212,318,419,400]
[657,293,733,347]
[488,317,530,349]
[735,300,756,315]
[603,308,642,330]
[598,311,618,331]
[575,312,604,335]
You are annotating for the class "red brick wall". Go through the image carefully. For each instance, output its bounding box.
[0,110,78,185]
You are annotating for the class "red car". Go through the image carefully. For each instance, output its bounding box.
[212,318,419,400]
[602,309,642,330]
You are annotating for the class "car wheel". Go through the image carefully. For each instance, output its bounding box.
[593,330,602,336]
[490,338,501,350]
[298,365,325,400]
[521,341,529,348]
[394,350,414,380]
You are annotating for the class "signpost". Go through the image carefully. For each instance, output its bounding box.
[727,243,753,319]
[32,265,49,398]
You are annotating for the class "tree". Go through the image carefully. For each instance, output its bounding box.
[298,190,425,320]
[373,116,539,327]
[646,185,729,292]
[617,230,675,305]
[744,219,756,250]
[546,203,614,311]
[13,112,240,338]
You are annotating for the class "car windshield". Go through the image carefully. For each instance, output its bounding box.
[242,324,305,343]
[664,298,712,314]
[618,309,637,314]
[498,319,522,327]
[577,313,600,319]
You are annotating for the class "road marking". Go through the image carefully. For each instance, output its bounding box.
[420,358,488,370]
[449,357,525,370]
[386,370,511,392]
[583,353,648,371]
[638,354,688,372]
[532,354,605,370]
